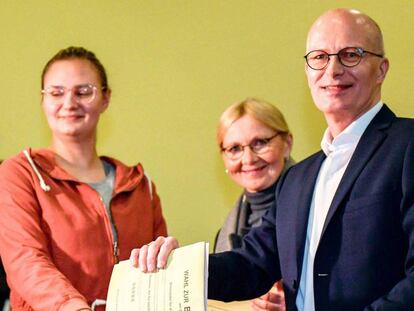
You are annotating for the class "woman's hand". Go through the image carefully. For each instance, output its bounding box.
[130,236,179,272]
[250,281,285,311]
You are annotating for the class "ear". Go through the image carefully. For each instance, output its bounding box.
[100,88,112,113]
[283,133,293,159]
[304,61,310,76]
[376,57,389,83]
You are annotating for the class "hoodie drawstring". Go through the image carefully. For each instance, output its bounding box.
[144,172,153,200]
[91,299,106,310]
[23,149,51,192]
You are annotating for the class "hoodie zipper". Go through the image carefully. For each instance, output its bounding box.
[96,193,119,264]
[113,241,119,263]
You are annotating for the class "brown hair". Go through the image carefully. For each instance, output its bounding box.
[41,46,109,90]
[217,97,290,148]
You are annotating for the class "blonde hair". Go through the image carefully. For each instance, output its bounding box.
[217,97,290,148]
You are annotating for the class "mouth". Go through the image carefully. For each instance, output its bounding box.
[59,115,83,121]
[242,165,267,174]
[322,84,353,95]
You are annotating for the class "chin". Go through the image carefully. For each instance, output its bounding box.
[55,128,82,137]
[317,101,349,114]
[244,182,267,193]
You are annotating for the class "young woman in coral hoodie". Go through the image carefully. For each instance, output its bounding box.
[0,47,167,311]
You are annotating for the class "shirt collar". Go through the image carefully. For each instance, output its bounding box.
[321,101,383,156]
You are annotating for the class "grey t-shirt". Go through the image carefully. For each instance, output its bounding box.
[88,160,117,241]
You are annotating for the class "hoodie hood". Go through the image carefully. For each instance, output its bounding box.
[22,148,145,194]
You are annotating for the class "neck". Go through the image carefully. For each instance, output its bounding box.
[325,99,380,138]
[325,116,354,138]
[50,135,104,183]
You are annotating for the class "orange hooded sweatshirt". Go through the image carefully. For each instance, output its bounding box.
[0,148,167,310]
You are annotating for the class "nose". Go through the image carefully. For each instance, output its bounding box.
[62,90,78,108]
[241,146,258,164]
[325,55,345,76]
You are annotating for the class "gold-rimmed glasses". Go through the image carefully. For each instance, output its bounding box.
[41,84,105,105]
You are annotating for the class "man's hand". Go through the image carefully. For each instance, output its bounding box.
[130,236,179,272]
[251,281,286,311]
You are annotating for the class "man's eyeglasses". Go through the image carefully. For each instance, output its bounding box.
[221,132,282,160]
[304,47,383,70]
[41,84,105,105]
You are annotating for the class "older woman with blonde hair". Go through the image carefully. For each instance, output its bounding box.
[130,97,293,310]
[214,97,293,311]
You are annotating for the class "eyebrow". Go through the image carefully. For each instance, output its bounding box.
[224,135,273,146]
[44,83,93,89]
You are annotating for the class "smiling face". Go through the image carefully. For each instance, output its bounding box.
[221,114,291,192]
[42,58,110,140]
[305,9,389,135]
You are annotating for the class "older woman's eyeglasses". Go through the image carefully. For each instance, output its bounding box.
[41,84,104,105]
[304,47,383,70]
[221,132,282,160]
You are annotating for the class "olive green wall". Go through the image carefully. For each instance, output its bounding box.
[0,1,413,249]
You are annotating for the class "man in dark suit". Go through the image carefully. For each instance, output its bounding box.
[132,8,414,311]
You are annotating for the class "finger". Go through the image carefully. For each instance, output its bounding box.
[250,304,260,311]
[129,248,140,268]
[250,298,265,311]
[251,297,268,310]
[274,280,284,292]
[147,238,165,272]
[251,296,284,311]
[138,244,149,272]
[267,291,285,304]
[157,236,179,268]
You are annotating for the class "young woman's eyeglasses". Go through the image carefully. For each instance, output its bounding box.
[41,84,105,105]
[304,47,383,70]
[221,132,282,160]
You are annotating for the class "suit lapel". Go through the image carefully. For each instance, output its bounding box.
[321,105,395,235]
[295,152,326,271]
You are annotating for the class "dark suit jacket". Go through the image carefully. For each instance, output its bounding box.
[208,105,414,310]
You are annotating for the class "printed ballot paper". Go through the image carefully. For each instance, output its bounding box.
[207,300,251,311]
[106,242,209,311]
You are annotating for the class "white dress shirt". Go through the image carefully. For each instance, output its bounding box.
[296,102,383,311]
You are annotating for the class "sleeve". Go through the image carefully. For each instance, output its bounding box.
[208,201,281,301]
[0,260,9,306]
[149,180,168,238]
[0,160,90,311]
[366,136,414,310]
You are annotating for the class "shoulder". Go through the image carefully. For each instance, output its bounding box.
[223,196,244,225]
[100,156,144,175]
[286,150,325,175]
[0,148,63,195]
[100,156,149,190]
[214,195,243,253]
[1,151,31,178]
[376,105,414,138]
[4,147,56,167]
[378,116,414,154]
[276,150,324,192]
[0,151,37,193]
[390,117,414,134]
